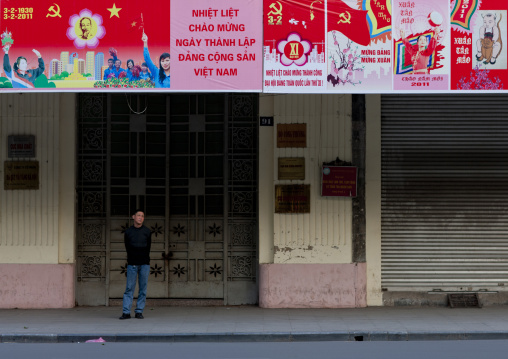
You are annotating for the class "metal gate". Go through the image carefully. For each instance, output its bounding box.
[381,94,508,291]
[77,93,258,305]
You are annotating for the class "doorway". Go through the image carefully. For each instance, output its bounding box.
[77,93,258,305]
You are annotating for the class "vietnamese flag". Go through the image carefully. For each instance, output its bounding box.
[327,0,370,46]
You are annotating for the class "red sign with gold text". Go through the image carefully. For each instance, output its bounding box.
[321,166,357,197]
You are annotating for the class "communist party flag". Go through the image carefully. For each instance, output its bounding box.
[327,0,371,46]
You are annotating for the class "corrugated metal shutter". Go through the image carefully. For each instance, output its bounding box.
[381,94,508,291]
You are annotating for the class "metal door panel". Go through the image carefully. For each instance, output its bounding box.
[381,94,508,291]
[168,282,224,299]
[77,94,258,305]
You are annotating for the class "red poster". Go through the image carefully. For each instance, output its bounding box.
[263,0,326,92]
[327,0,392,92]
[451,0,507,90]
[0,0,262,91]
[1,0,170,89]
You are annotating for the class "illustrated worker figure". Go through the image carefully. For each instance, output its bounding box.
[120,209,152,320]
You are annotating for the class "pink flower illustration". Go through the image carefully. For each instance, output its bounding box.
[276,32,312,66]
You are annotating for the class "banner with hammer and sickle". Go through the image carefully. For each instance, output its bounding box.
[327,0,370,46]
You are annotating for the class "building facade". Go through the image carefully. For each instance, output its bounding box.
[1,93,507,308]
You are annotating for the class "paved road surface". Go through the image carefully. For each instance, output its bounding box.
[1,340,508,359]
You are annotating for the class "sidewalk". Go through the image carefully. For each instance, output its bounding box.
[1,306,508,343]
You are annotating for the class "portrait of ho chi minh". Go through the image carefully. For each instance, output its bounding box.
[78,17,95,40]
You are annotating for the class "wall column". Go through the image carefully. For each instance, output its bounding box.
[365,94,382,306]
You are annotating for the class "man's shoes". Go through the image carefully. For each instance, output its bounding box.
[119,313,131,320]
[135,313,144,319]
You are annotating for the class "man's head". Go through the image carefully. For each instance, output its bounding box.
[132,209,145,227]
[141,62,148,73]
[80,17,92,38]
[108,58,114,68]
[115,59,121,70]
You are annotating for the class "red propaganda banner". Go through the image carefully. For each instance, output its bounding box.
[451,0,507,90]
[327,0,392,92]
[263,0,327,92]
[3,0,508,93]
[0,0,262,92]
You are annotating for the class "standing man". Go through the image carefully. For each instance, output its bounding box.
[120,209,151,320]
[103,48,118,80]
[103,58,115,80]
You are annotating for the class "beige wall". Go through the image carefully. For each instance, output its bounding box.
[0,93,76,265]
[258,94,353,265]
[259,94,275,264]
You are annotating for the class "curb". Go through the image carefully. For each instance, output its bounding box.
[2,331,508,343]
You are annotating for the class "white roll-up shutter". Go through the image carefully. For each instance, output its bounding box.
[381,94,508,291]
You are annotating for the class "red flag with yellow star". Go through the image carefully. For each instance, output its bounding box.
[127,14,144,33]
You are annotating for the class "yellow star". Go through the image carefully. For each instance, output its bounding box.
[107,3,122,18]
[131,21,137,27]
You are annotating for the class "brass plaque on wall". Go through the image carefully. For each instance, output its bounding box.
[275,185,310,213]
[278,158,305,180]
[4,161,39,190]
[277,124,307,148]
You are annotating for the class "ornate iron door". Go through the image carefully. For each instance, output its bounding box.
[77,94,258,305]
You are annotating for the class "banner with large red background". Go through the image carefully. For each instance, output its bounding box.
[0,0,262,91]
[2,0,508,92]
[451,0,507,90]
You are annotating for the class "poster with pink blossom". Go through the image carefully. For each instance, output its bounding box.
[327,0,392,92]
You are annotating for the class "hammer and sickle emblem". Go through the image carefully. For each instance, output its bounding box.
[268,2,283,16]
[337,11,351,24]
[46,3,62,18]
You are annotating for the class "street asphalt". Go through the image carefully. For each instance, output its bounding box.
[0,305,507,343]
